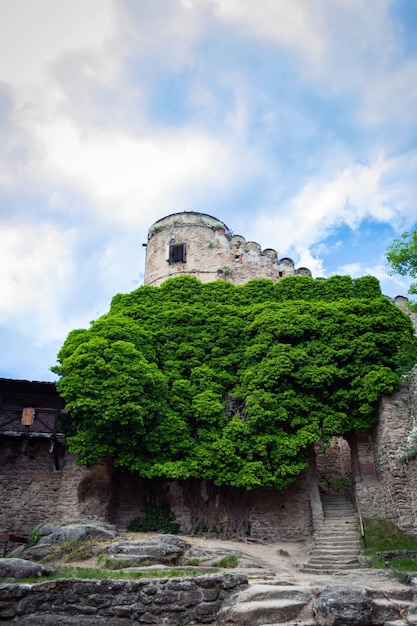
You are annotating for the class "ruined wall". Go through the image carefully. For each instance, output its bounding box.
[144,211,311,286]
[360,300,417,530]
[315,437,352,484]
[0,439,113,535]
[112,472,313,542]
[370,375,417,531]
[0,573,247,624]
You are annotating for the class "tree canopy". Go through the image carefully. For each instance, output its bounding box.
[386,229,417,307]
[52,274,417,491]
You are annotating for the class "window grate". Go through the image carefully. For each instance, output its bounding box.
[169,243,186,264]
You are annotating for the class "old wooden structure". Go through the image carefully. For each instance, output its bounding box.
[0,378,66,470]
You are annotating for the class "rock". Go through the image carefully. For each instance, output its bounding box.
[36,522,117,545]
[313,585,373,626]
[17,616,135,625]
[106,533,189,565]
[0,558,58,580]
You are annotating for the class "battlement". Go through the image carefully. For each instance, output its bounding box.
[144,211,312,286]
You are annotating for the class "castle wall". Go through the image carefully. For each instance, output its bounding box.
[112,472,313,542]
[356,301,417,531]
[0,439,113,535]
[370,375,417,531]
[144,211,311,286]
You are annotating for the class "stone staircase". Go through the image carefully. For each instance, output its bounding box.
[217,578,417,625]
[303,493,361,573]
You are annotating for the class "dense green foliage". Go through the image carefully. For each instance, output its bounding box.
[386,229,417,307]
[53,274,417,491]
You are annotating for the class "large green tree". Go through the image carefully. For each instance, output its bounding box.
[386,229,417,307]
[53,274,416,494]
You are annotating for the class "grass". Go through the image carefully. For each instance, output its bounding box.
[41,539,102,563]
[364,518,417,578]
[212,554,238,568]
[5,566,207,584]
[364,518,417,554]
[97,556,140,570]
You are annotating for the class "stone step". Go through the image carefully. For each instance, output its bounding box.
[367,588,414,602]
[302,563,359,573]
[234,584,315,603]
[307,556,359,565]
[313,534,359,541]
[218,597,310,625]
[315,527,358,533]
[371,598,414,623]
[310,545,357,556]
[314,536,361,547]
[217,584,316,625]
[303,494,360,573]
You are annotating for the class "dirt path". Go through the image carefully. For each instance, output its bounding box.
[59,531,407,593]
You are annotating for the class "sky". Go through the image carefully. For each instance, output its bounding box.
[0,0,416,382]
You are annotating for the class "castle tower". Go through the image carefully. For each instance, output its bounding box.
[144,211,312,286]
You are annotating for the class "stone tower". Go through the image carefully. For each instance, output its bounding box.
[144,211,312,286]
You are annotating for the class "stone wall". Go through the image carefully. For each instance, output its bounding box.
[371,374,417,531]
[0,439,113,536]
[315,437,352,483]
[0,435,314,543]
[112,472,313,542]
[0,574,247,624]
[144,211,311,286]
[359,300,417,530]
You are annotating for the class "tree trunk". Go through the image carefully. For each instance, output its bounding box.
[221,485,252,537]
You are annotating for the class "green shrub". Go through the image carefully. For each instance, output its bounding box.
[27,525,43,548]
[128,500,180,534]
[213,554,238,568]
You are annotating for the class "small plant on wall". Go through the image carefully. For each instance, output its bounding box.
[329,477,350,495]
[400,425,417,463]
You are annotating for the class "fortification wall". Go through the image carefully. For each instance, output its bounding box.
[0,440,113,535]
[358,300,417,530]
[1,433,313,542]
[144,211,311,286]
[109,472,314,542]
[369,373,417,531]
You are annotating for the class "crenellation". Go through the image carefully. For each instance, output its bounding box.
[144,211,311,286]
[0,211,416,542]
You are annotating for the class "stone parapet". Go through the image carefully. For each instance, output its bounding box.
[0,574,247,624]
[144,211,311,286]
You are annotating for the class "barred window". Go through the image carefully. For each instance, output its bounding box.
[169,243,186,264]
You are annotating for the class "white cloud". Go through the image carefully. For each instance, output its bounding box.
[0,0,115,85]
[185,0,324,62]
[0,222,76,339]
[23,119,234,226]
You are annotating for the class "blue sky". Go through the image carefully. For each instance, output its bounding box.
[0,0,416,382]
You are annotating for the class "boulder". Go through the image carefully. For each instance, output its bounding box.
[106,533,189,565]
[313,586,373,626]
[0,558,58,581]
[36,522,117,545]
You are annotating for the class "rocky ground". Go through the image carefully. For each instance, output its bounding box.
[32,528,411,594]
[3,526,416,625]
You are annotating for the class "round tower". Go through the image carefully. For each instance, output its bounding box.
[144,212,232,286]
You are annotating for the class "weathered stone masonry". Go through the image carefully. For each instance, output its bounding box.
[144,211,312,287]
[1,211,417,539]
[0,573,247,624]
